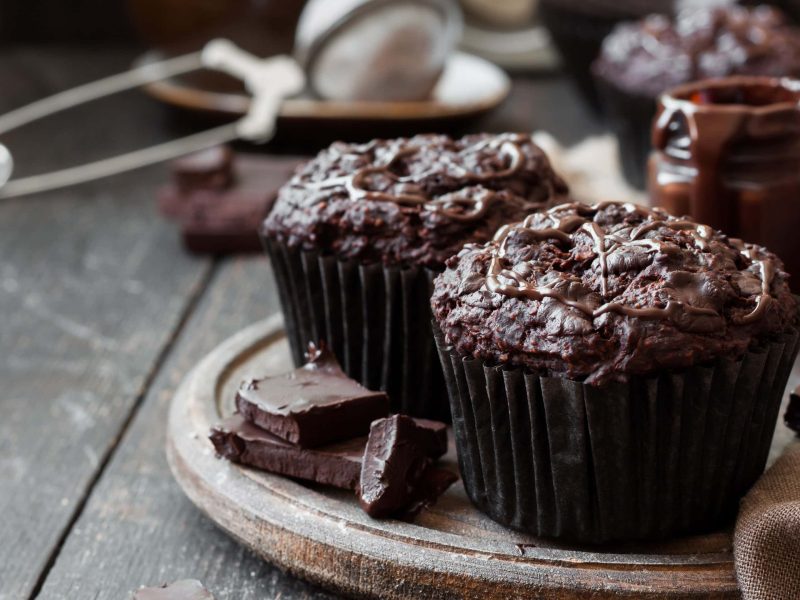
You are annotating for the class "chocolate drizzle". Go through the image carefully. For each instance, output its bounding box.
[295,134,543,221]
[485,201,774,324]
[731,239,776,325]
[264,133,569,267]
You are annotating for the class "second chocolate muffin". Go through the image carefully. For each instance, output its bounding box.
[262,133,568,420]
[433,201,799,542]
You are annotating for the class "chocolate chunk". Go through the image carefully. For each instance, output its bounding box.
[172,145,234,192]
[399,466,459,520]
[179,189,270,254]
[210,413,449,493]
[785,386,800,435]
[210,414,365,489]
[236,343,390,447]
[397,417,448,458]
[158,154,304,255]
[133,579,214,600]
[359,415,454,518]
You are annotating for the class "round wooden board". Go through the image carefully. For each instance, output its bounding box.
[167,316,742,599]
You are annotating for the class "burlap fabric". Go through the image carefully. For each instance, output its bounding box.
[735,444,800,599]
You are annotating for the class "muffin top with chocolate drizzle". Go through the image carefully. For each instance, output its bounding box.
[432,201,797,385]
[593,5,800,98]
[262,133,569,268]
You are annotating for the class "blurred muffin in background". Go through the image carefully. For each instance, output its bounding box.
[539,0,673,111]
[593,4,800,188]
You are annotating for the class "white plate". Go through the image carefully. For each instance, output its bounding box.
[137,50,511,122]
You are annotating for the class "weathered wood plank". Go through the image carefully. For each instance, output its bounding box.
[0,49,213,599]
[0,52,604,599]
[34,258,335,600]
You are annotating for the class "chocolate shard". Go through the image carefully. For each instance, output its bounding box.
[235,343,390,447]
[398,466,459,520]
[158,153,303,255]
[133,579,214,600]
[359,415,455,518]
[210,414,365,490]
[172,145,234,192]
[785,385,800,435]
[406,417,448,458]
[209,414,450,495]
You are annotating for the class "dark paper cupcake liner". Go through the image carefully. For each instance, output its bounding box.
[594,75,657,190]
[264,237,450,421]
[434,324,800,543]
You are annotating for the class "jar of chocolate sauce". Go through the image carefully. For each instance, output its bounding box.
[648,76,800,290]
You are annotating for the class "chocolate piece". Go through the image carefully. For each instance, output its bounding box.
[398,466,459,520]
[172,145,234,192]
[786,386,800,435]
[402,417,448,458]
[263,133,568,268]
[210,414,365,489]
[359,415,453,518]
[158,154,303,255]
[210,413,449,493]
[179,189,271,254]
[431,201,798,386]
[133,579,214,600]
[236,343,390,447]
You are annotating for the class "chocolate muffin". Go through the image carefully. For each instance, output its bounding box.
[262,133,568,420]
[593,4,800,188]
[539,0,673,111]
[432,201,799,542]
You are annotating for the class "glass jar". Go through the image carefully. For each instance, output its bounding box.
[649,76,800,291]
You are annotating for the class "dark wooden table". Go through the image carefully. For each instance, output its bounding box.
[0,45,607,599]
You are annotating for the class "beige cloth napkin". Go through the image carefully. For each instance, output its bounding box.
[735,444,800,599]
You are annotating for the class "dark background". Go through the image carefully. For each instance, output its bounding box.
[0,0,135,42]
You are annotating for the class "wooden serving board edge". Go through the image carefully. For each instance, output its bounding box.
[166,316,740,599]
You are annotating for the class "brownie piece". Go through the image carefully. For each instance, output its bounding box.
[179,188,271,254]
[235,343,390,447]
[158,153,303,255]
[431,201,798,386]
[171,145,234,192]
[210,414,365,489]
[133,580,214,600]
[359,415,454,518]
[262,133,569,268]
